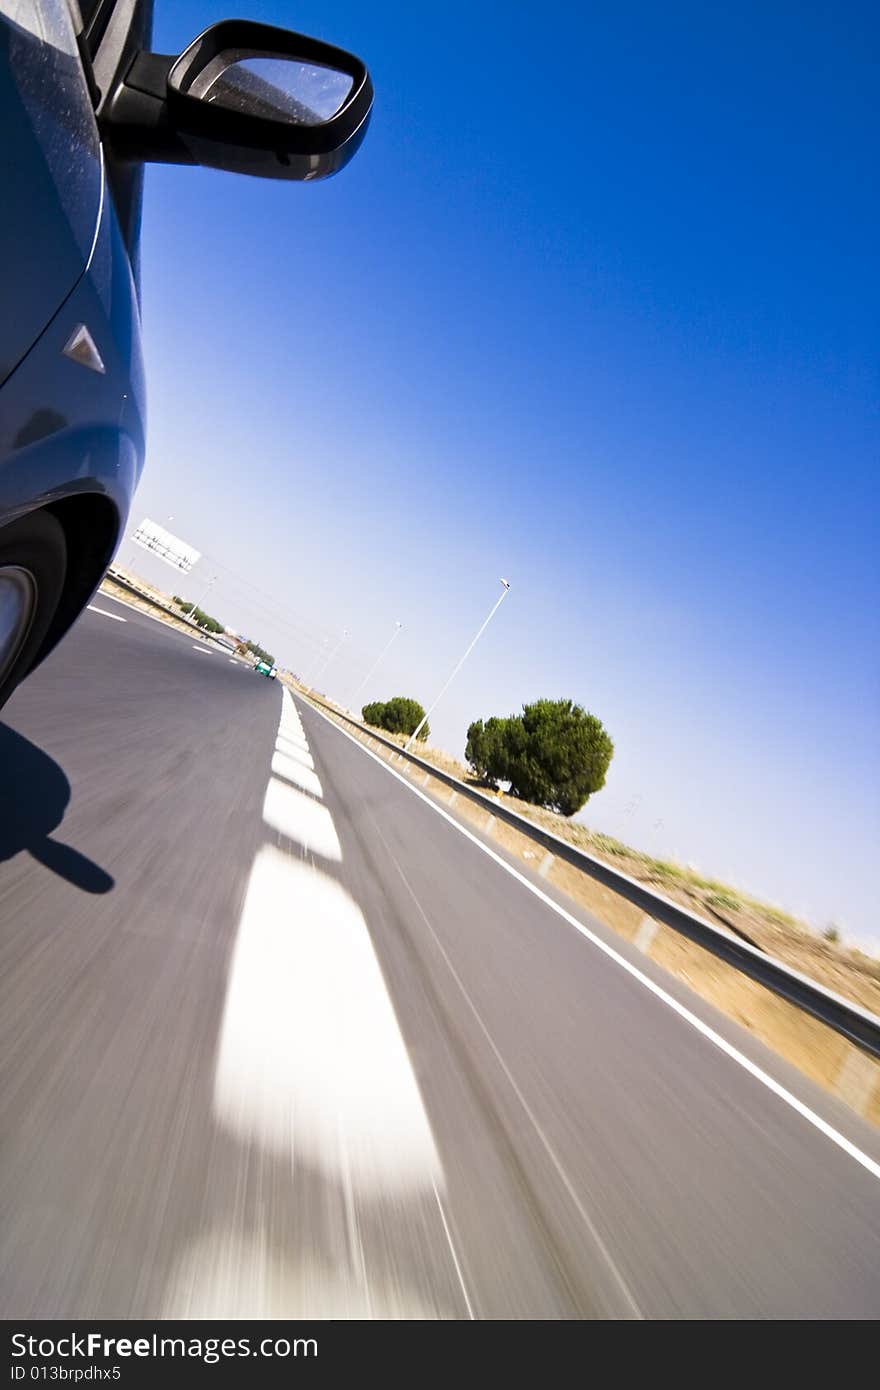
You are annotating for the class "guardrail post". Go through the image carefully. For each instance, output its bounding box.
[634,915,660,954]
[833,1049,879,1116]
[538,851,554,879]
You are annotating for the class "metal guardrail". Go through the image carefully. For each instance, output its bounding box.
[301,689,880,1062]
[102,568,243,655]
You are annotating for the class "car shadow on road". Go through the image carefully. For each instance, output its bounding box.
[0,723,114,893]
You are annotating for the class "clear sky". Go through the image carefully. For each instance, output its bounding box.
[127,1,879,943]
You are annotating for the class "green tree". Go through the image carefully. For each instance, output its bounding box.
[465,698,613,816]
[362,696,429,741]
[174,597,231,638]
[245,639,274,664]
[465,715,514,781]
[195,610,223,633]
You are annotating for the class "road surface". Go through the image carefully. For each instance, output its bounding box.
[1,594,879,1318]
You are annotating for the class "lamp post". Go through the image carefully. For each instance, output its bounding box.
[304,638,329,688]
[311,628,349,691]
[405,579,511,751]
[186,572,217,631]
[350,621,403,712]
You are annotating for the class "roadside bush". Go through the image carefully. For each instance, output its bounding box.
[465,715,515,781]
[196,610,224,633]
[466,698,613,816]
[362,696,429,741]
[177,602,222,632]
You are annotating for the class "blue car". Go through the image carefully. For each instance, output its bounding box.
[0,1,372,708]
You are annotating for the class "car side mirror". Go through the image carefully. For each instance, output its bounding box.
[100,19,372,181]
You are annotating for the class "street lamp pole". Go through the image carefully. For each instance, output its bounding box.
[186,572,217,631]
[350,621,403,712]
[405,579,511,751]
[304,638,329,689]
[312,629,349,691]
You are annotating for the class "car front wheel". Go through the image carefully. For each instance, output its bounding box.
[0,511,67,711]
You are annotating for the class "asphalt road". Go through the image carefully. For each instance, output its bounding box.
[1,594,879,1318]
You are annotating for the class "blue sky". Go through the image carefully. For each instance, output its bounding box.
[128,1,879,942]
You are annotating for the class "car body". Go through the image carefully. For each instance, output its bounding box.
[0,0,371,708]
[254,660,277,679]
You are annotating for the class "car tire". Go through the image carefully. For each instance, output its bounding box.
[0,510,67,711]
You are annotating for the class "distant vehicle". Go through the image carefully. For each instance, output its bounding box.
[254,660,277,679]
[0,1,372,709]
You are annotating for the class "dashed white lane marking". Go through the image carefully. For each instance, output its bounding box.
[270,749,323,800]
[280,733,307,751]
[262,777,342,862]
[277,687,310,751]
[301,697,880,1187]
[86,605,126,622]
[96,589,240,657]
[161,1227,444,1318]
[192,645,213,654]
[165,683,463,1319]
[212,845,442,1193]
[275,737,315,770]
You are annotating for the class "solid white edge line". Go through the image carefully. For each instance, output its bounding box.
[299,696,880,1186]
[86,605,126,622]
[431,1179,476,1320]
